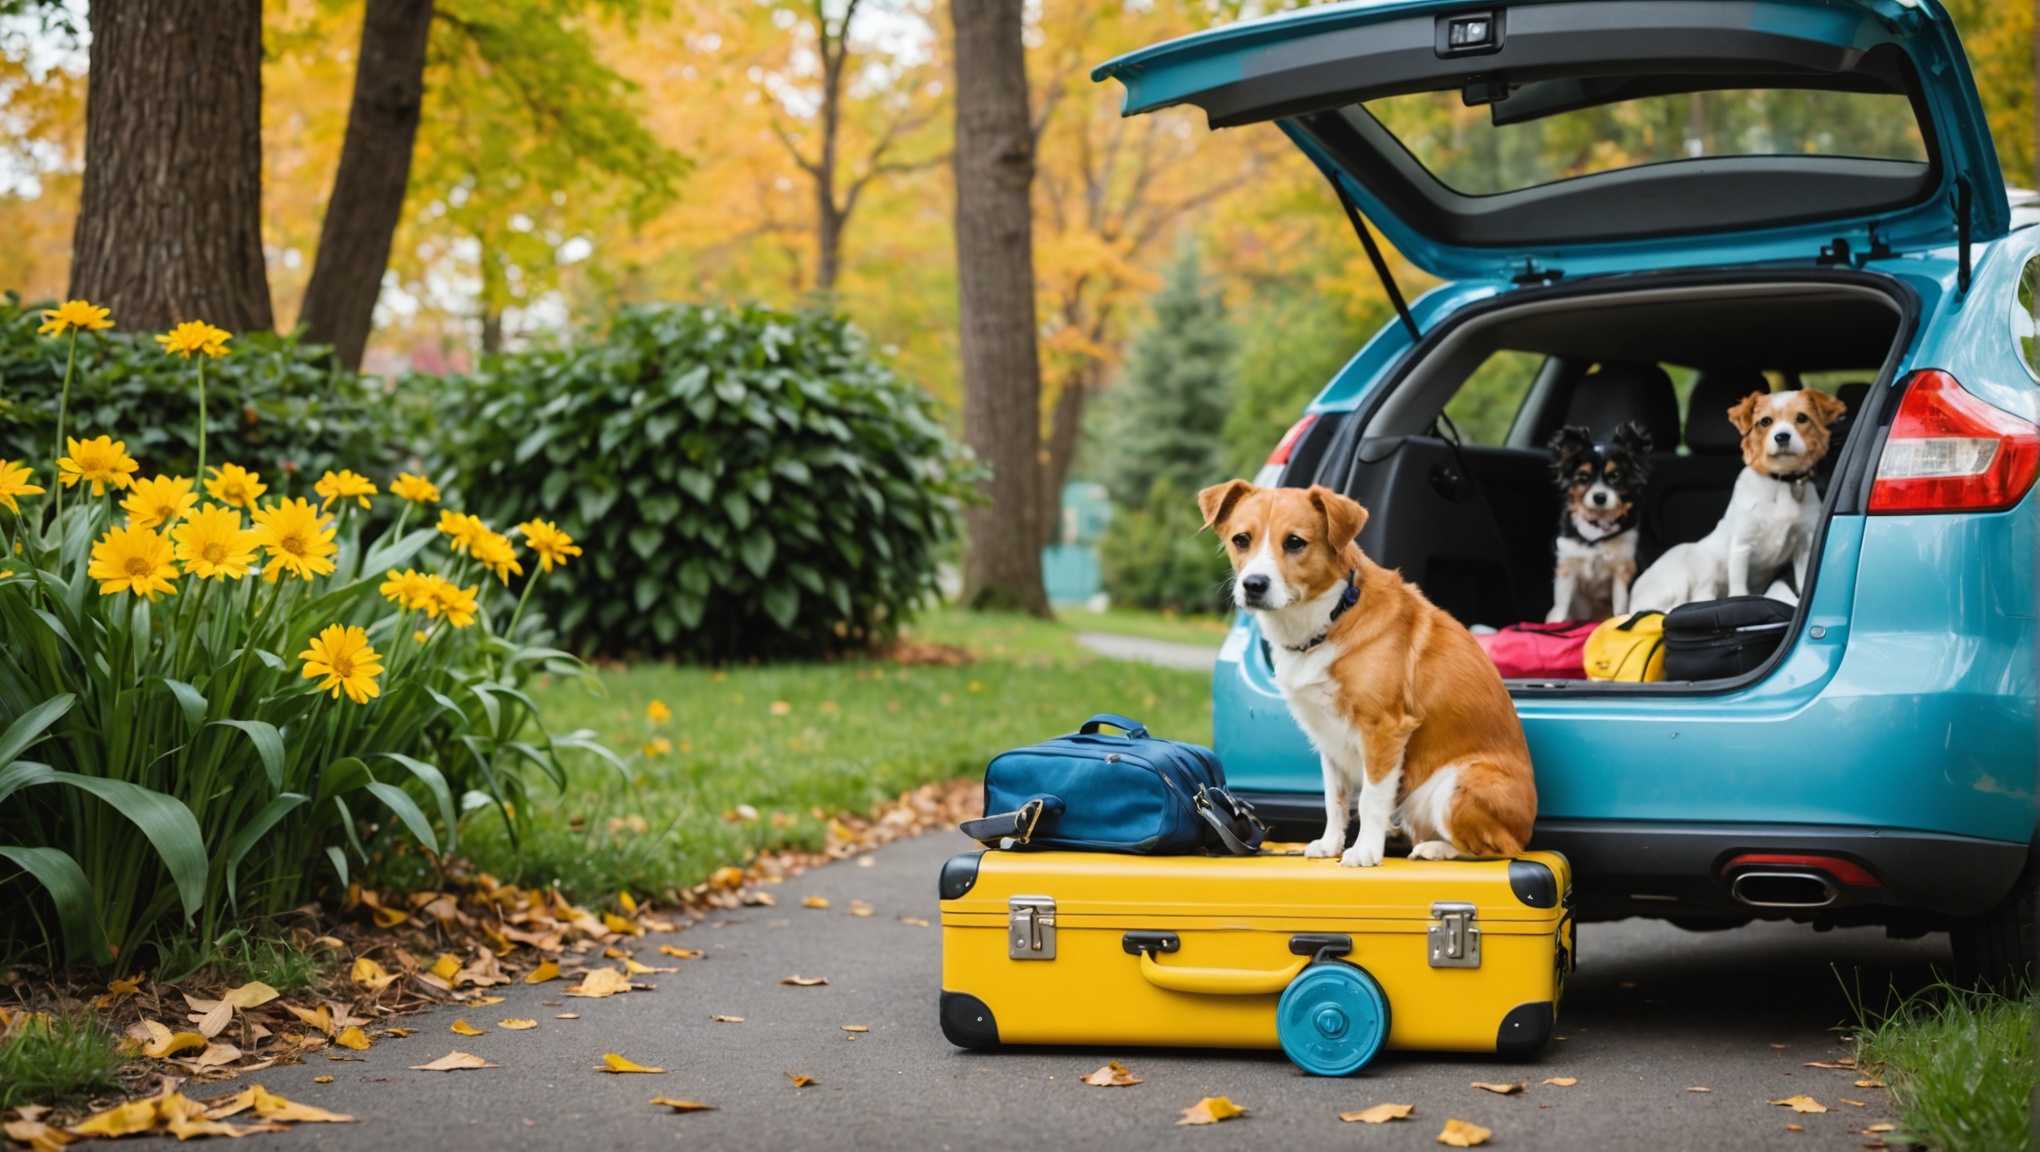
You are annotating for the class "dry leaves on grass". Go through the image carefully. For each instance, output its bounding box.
[649,1098,716,1114]
[1079,1061,1142,1087]
[1436,1118,1493,1147]
[411,1051,499,1072]
[1542,1077,1578,1087]
[450,1020,485,1036]
[1471,1081,1526,1095]
[785,1073,816,1088]
[779,975,827,987]
[1340,1104,1414,1123]
[568,968,634,998]
[1177,1097,1248,1125]
[600,1054,665,1074]
[1770,1095,1828,1114]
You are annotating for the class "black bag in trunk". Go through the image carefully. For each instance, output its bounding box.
[1661,596,1795,681]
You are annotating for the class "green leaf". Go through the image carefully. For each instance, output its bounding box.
[223,793,307,909]
[42,773,208,922]
[158,679,208,734]
[738,530,775,579]
[364,782,439,856]
[0,846,113,965]
[378,753,458,851]
[0,761,55,806]
[762,583,799,629]
[210,720,287,792]
[315,756,374,806]
[0,693,76,770]
[325,845,349,888]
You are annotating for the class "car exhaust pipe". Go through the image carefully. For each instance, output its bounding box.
[1729,870,1839,909]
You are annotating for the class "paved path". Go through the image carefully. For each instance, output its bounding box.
[1075,632,1221,672]
[242,831,1940,1151]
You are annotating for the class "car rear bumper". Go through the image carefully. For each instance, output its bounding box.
[1234,793,2029,923]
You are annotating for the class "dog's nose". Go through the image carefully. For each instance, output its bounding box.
[1774,430,1792,446]
[1589,491,1609,506]
[1241,574,1270,600]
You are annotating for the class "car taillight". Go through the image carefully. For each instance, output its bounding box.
[1266,415,1319,467]
[1868,370,2040,513]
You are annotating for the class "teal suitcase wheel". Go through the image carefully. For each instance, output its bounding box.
[1276,961,1390,1076]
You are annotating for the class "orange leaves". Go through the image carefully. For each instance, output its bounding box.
[658,946,703,959]
[599,1053,666,1074]
[1177,1097,1248,1125]
[1340,1104,1414,1123]
[568,968,633,998]
[802,896,831,910]
[334,1026,371,1051]
[785,1073,817,1088]
[450,1019,485,1036]
[1437,1118,1493,1147]
[410,1051,498,1072]
[1079,1061,1141,1087]
[526,960,561,984]
[649,1098,716,1113]
[1770,1095,1829,1114]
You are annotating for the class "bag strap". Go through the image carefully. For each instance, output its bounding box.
[959,795,1064,847]
[1194,786,1267,856]
[1077,714,1150,739]
[1614,610,1664,633]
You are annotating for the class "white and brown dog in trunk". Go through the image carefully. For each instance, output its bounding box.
[1198,481,1537,866]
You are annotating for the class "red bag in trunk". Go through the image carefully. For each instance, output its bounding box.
[1475,621,1598,680]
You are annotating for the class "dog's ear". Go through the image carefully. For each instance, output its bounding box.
[1197,480,1254,534]
[1306,485,1368,549]
[1727,392,1767,436]
[1805,389,1850,427]
[1613,420,1653,455]
[1547,425,1592,477]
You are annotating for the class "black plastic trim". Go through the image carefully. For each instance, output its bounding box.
[1495,1001,1554,1058]
[1289,932,1354,957]
[939,991,1000,1049]
[1508,859,1559,908]
[1122,931,1182,955]
[939,851,984,901]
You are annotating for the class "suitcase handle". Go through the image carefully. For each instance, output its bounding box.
[1077,714,1150,739]
[1134,949,1309,996]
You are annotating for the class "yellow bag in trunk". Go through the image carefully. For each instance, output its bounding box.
[1583,610,1666,681]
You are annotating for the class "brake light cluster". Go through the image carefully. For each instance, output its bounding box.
[1868,370,2040,513]
[1266,414,1319,467]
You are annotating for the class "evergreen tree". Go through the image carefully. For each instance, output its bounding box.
[1094,244,1237,507]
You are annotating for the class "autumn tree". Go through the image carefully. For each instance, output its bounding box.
[69,0,274,332]
[952,0,1048,614]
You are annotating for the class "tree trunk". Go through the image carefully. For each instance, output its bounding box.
[299,0,435,369]
[70,0,273,333]
[1037,367,1091,549]
[952,0,1049,616]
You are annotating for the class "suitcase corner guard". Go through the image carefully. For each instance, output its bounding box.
[1495,1001,1555,1058]
[939,990,1000,1049]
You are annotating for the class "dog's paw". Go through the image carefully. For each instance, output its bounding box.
[1302,838,1341,859]
[1408,840,1463,861]
[1339,842,1385,868]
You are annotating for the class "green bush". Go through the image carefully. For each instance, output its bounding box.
[0,293,417,494]
[1097,478,1233,615]
[434,303,973,661]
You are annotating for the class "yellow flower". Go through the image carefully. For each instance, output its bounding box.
[646,700,671,724]
[379,568,434,610]
[87,524,178,599]
[315,469,377,511]
[429,577,480,628]
[436,510,487,554]
[121,474,197,530]
[252,497,338,582]
[642,737,673,758]
[391,473,441,505]
[0,460,45,514]
[470,530,523,584]
[38,299,113,337]
[154,320,232,359]
[204,463,267,509]
[516,518,581,573]
[300,623,383,705]
[57,435,140,496]
[172,504,261,580]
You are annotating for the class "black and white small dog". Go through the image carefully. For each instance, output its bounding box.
[1545,422,1652,623]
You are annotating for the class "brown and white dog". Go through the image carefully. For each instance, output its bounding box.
[1629,389,1849,612]
[1198,481,1537,866]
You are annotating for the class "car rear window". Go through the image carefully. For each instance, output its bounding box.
[1364,88,1928,198]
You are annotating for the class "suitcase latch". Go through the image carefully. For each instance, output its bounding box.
[1428,902,1481,968]
[1009,896,1056,960]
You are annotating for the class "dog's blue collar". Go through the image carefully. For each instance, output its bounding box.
[1287,569,1359,653]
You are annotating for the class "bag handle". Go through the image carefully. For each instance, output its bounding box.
[1077,714,1150,739]
[959,794,1064,847]
[1614,610,1664,633]
[1194,786,1266,856]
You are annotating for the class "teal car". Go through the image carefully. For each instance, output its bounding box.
[1095,0,2038,981]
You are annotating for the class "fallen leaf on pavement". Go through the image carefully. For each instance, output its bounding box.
[1079,1061,1141,1087]
[1177,1097,1247,1126]
[1785,1123,1803,1131]
[450,1020,485,1036]
[1437,1118,1493,1147]
[1686,1087,1711,1093]
[599,1054,665,1074]
[1855,1079,1886,1088]
[658,946,703,959]
[526,960,561,984]
[1805,1060,1857,1069]
[283,1004,334,1036]
[500,1019,537,1030]
[1866,1123,1895,1133]
[555,1014,580,1020]
[410,1051,498,1072]
[649,1098,716,1113]
[785,1073,816,1088]
[841,1025,869,1034]
[711,1015,744,1023]
[1771,1095,1828,1114]
[429,954,463,982]
[603,911,644,937]
[206,1085,355,1123]
[898,917,930,927]
[383,1027,415,1038]
[848,901,874,917]
[1340,1104,1414,1123]
[68,1099,159,1137]
[166,1117,285,1139]
[312,1076,333,1084]
[1471,1082,1526,1095]
[1543,1077,1578,1087]
[803,896,831,909]
[334,1027,370,1051]
[350,957,398,991]
[1839,1098,1866,1107]
[779,975,827,987]
[142,1029,207,1059]
[625,959,679,975]
[569,968,633,998]
[467,995,506,1007]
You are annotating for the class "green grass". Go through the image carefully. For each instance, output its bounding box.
[0,1014,126,1110]
[1853,980,2035,1152]
[465,607,1213,900]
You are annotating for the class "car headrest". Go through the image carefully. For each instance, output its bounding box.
[1834,381,1870,419]
[1685,367,1770,454]
[1563,361,1680,448]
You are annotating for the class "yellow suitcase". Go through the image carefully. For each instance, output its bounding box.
[939,848,1573,1075]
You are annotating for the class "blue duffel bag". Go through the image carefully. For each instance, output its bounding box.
[959,714,1266,855]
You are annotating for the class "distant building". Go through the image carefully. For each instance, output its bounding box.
[1042,481,1110,606]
